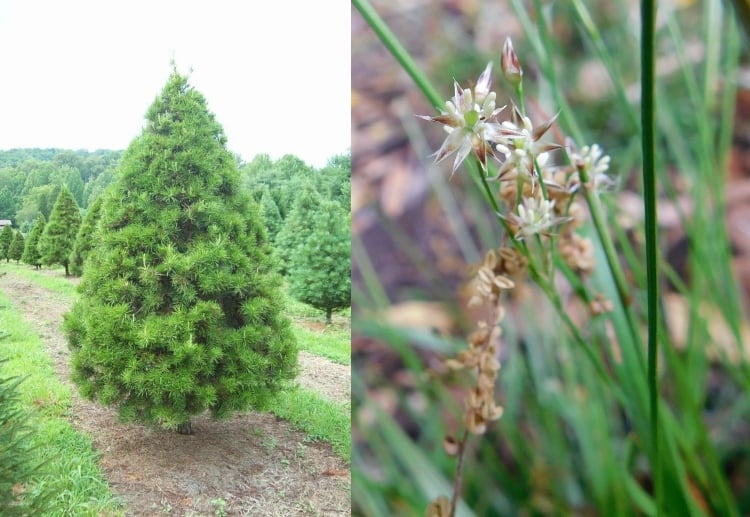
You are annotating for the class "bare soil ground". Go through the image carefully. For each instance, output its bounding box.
[296,352,350,405]
[0,270,350,516]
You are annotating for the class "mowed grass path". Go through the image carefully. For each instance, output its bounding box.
[0,280,121,515]
[0,262,351,515]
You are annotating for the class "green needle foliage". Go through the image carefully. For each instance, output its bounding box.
[21,215,45,269]
[288,199,351,324]
[63,69,298,435]
[275,185,324,274]
[258,187,282,242]
[7,231,24,263]
[38,186,82,276]
[0,367,52,516]
[68,195,104,277]
[0,225,13,261]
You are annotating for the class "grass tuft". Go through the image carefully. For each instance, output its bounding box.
[272,387,351,460]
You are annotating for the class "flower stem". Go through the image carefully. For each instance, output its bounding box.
[577,181,645,370]
[640,0,662,513]
[449,428,470,517]
[475,163,501,214]
[515,82,526,117]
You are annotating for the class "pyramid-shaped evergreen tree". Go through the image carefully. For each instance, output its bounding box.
[68,195,104,276]
[21,215,45,269]
[288,200,351,324]
[8,231,24,263]
[64,69,298,434]
[38,186,82,276]
[0,225,13,261]
[258,187,282,242]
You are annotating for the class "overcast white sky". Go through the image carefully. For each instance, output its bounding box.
[0,1,351,168]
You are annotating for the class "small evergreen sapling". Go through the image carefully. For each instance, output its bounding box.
[21,215,45,269]
[64,70,298,434]
[68,196,104,276]
[288,200,351,324]
[38,186,82,276]
[7,231,24,263]
[0,225,12,261]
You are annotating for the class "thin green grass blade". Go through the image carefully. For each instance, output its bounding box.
[639,1,662,513]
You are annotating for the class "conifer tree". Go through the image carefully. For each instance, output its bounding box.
[21,215,45,269]
[0,225,13,261]
[275,185,323,274]
[64,70,298,434]
[317,153,351,210]
[38,186,81,276]
[272,155,313,218]
[258,187,282,242]
[288,200,351,324]
[68,195,104,276]
[7,231,24,263]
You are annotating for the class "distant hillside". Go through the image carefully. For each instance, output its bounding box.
[0,148,123,230]
[0,148,122,169]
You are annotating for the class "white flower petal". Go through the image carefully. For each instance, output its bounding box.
[475,62,493,102]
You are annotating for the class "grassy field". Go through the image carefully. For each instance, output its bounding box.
[284,290,351,365]
[0,287,122,515]
[0,262,351,514]
[272,388,351,458]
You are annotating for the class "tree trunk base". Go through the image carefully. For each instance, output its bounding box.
[177,420,193,435]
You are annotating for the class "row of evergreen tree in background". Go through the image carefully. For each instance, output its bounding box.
[0,147,351,321]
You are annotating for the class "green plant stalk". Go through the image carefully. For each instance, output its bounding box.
[354,3,676,512]
[657,319,738,516]
[716,18,750,389]
[514,0,650,385]
[517,0,584,143]
[569,0,640,131]
[473,156,619,398]
[352,0,444,109]
[520,0,648,373]
[514,81,526,118]
[670,4,746,364]
[353,0,509,252]
[715,5,747,353]
[539,279,615,388]
[577,182,646,372]
[352,232,391,310]
[476,164,501,214]
[449,428,471,517]
[640,0,661,513]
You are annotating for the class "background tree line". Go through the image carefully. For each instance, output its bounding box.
[0,147,351,321]
[0,149,122,232]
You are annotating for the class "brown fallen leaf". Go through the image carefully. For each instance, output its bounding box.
[322,468,350,477]
[381,300,456,336]
[663,292,750,362]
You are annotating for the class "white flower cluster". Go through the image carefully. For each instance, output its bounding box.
[418,40,613,241]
